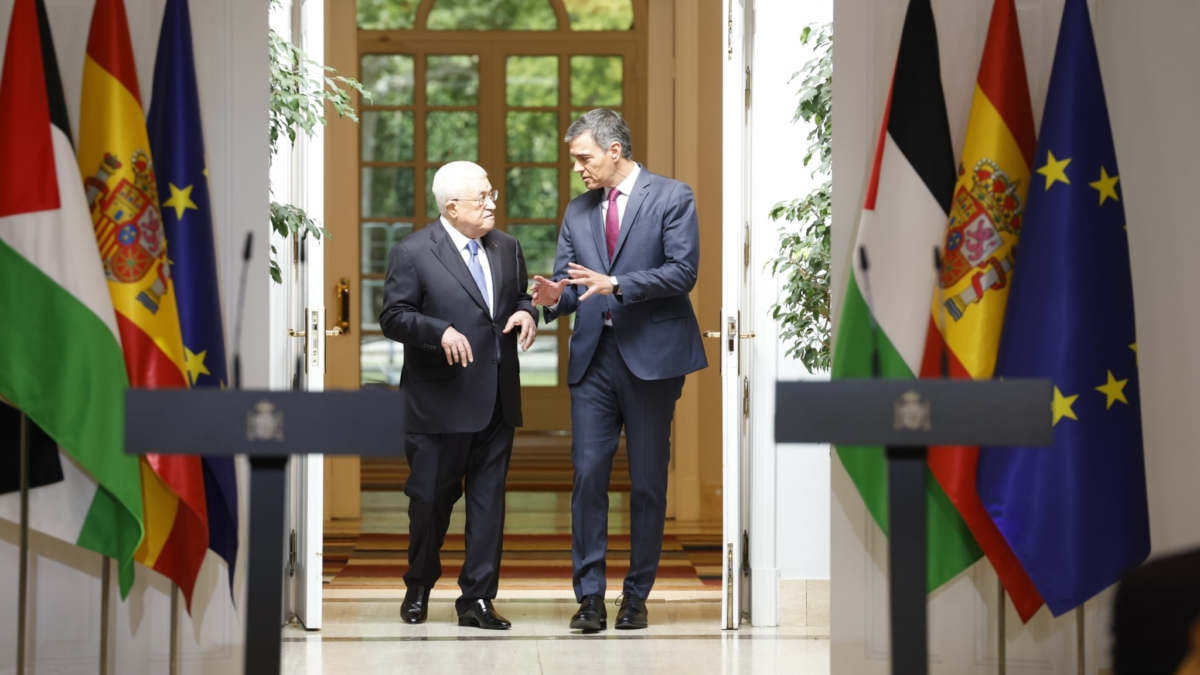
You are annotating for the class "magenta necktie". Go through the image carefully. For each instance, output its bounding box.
[605,187,620,261]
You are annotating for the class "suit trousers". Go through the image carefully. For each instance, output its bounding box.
[403,386,514,612]
[571,328,686,601]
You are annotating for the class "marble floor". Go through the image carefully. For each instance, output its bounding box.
[299,479,828,673]
[281,596,830,674]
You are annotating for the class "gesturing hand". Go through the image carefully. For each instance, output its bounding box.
[531,275,568,307]
[503,311,538,351]
[565,263,614,302]
[441,325,473,367]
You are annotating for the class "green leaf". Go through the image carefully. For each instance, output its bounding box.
[268,23,365,283]
[767,23,833,372]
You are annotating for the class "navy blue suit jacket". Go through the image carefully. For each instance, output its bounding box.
[544,166,707,384]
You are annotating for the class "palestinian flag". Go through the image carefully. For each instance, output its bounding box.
[831,0,983,589]
[79,0,209,609]
[0,0,144,596]
[921,0,1045,621]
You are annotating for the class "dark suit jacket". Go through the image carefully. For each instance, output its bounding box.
[379,221,536,434]
[543,166,707,384]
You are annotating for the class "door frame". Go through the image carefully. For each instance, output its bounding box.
[720,0,751,630]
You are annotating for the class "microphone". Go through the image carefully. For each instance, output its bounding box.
[857,245,881,378]
[232,231,253,390]
[933,247,949,379]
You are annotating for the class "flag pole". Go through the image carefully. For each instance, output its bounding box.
[100,558,111,675]
[1076,605,1085,675]
[17,412,30,675]
[170,584,181,675]
[998,579,1007,675]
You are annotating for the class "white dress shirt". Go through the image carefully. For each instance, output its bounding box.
[440,216,493,317]
[600,163,640,234]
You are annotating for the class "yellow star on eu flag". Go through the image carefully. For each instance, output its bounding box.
[163,183,199,221]
[1052,386,1079,425]
[185,347,210,386]
[1095,370,1129,409]
[1090,166,1120,205]
[1037,150,1072,190]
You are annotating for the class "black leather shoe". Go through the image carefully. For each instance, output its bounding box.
[614,593,648,629]
[400,585,430,624]
[569,594,607,631]
[457,599,511,630]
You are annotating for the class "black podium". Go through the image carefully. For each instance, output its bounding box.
[125,388,404,674]
[775,379,1052,675]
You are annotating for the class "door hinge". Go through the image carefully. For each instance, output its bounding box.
[745,66,752,109]
[743,222,751,270]
[743,378,750,419]
[726,0,734,59]
[743,530,750,574]
[726,543,735,628]
[288,529,297,577]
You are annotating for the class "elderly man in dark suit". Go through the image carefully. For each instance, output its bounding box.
[532,109,708,631]
[379,161,538,630]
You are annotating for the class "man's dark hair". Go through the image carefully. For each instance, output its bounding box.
[564,108,633,160]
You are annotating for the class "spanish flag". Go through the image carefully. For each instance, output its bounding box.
[78,0,209,609]
[920,0,1044,620]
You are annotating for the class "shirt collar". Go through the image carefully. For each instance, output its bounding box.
[439,216,477,253]
[605,163,641,200]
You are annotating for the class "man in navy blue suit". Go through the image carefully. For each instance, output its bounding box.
[532,109,708,631]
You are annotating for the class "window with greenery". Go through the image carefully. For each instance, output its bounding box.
[427,0,557,31]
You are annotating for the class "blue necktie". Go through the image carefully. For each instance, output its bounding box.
[466,239,491,316]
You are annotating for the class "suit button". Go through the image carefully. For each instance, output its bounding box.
[492,357,499,364]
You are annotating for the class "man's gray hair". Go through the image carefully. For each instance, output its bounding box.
[432,161,488,215]
[564,108,633,160]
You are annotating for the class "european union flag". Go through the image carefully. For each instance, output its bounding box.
[147,0,239,593]
[979,0,1149,615]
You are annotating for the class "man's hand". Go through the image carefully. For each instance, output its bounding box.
[441,325,473,367]
[503,311,538,351]
[531,275,568,307]
[565,263,615,301]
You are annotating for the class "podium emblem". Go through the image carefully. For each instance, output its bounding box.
[247,400,284,441]
[894,390,931,431]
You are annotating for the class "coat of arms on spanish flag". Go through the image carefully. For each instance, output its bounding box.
[78,0,209,609]
[921,0,1045,621]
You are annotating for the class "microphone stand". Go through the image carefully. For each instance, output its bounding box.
[857,246,882,379]
[233,232,253,391]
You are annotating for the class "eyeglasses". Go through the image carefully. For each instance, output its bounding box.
[447,190,499,207]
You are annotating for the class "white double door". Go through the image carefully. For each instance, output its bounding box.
[270,0,326,632]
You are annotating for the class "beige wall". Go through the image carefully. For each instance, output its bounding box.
[646,0,724,522]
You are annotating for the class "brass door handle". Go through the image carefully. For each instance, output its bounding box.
[702,331,755,339]
[333,278,351,335]
[288,328,343,337]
